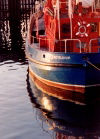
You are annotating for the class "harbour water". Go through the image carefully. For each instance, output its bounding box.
[0,1,100,139]
[0,10,52,138]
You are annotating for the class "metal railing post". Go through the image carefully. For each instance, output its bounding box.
[89,38,100,53]
[65,40,67,53]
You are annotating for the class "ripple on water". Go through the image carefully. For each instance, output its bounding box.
[0,60,53,139]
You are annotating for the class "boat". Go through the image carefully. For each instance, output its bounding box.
[27,75,100,138]
[26,0,100,104]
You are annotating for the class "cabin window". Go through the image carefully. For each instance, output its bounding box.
[43,54,45,58]
[91,23,97,32]
[62,24,70,33]
[98,39,100,46]
[39,30,45,35]
[76,42,86,48]
[98,48,100,52]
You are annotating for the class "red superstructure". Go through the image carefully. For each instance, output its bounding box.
[36,0,100,52]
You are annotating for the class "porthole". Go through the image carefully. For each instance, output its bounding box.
[43,54,45,58]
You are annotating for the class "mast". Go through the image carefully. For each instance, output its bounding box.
[57,0,61,40]
[68,0,73,39]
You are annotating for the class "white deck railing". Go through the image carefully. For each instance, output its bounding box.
[31,36,82,53]
[89,38,100,52]
[30,35,100,53]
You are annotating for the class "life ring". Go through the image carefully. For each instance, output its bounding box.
[74,21,91,38]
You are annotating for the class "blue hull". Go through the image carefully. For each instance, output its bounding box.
[26,41,100,93]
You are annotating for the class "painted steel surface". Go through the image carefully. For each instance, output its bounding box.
[26,43,100,91]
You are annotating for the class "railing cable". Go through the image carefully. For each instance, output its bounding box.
[86,60,100,71]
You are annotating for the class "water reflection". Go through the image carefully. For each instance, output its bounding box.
[0,0,37,64]
[27,73,100,139]
[0,5,29,63]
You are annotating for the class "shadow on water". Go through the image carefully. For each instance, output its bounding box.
[0,0,34,64]
[0,18,26,64]
[26,72,100,139]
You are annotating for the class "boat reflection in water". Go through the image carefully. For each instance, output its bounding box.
[27,72,100,139]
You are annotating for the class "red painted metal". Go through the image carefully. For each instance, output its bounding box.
[37,0,100,53]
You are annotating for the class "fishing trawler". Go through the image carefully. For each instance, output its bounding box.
[26,0,100,104]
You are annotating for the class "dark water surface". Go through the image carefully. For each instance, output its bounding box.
[0,3,100,139]
[0,61,53,139]
[0,10,52,139]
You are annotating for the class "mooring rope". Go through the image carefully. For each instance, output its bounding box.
[86,60,100,71]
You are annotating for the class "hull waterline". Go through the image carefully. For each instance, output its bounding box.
[26,0,100,104]
[29,66,86,105]
[26,48,100,105]
[29,65,100,105]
